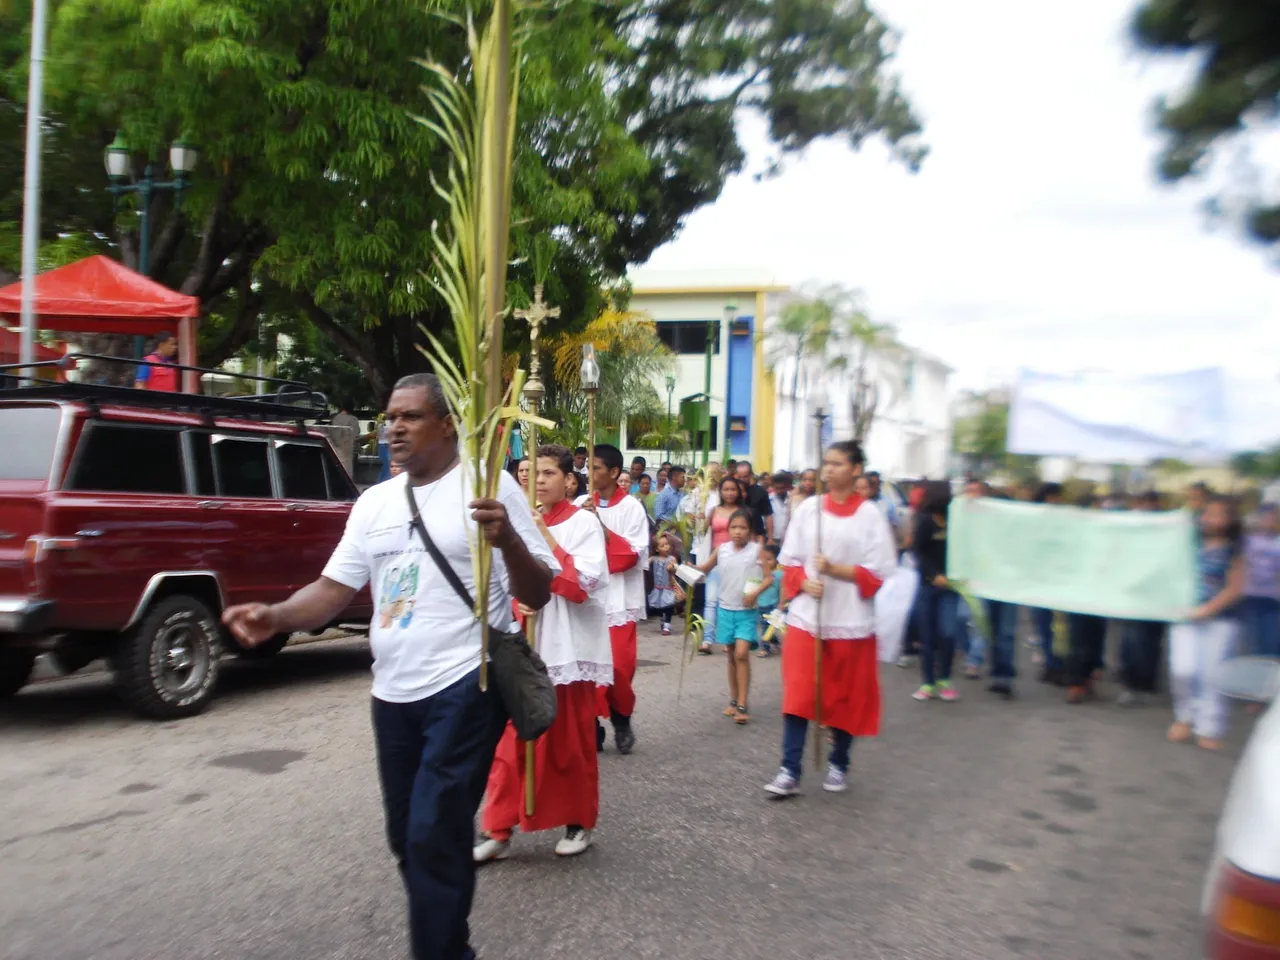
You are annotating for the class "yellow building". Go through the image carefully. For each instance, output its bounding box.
[625,269,788,474]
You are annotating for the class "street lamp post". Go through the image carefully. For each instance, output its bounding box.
[665,374,676,464]
[105,133,200,280]
[105,133,199,361]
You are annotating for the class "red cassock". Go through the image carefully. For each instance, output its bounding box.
[481,501,612,837]
[776,494,897,737]
[482,681,600,835]
[594,491,645,719]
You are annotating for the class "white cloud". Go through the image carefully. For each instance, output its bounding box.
[640,0,1280,449]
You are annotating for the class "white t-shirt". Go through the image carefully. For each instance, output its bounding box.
[323,466,559,703]
[716,540,762,611]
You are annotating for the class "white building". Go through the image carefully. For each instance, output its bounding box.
[626,269,953,478]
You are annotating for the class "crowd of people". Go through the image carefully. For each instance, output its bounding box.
[224,373,1278,960]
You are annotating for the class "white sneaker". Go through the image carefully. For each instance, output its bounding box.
[554,826,592,857]
[822,765,849,793]
[473,835,510,863]
[763,768,800,797]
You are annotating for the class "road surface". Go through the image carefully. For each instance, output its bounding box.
[1,624,1239,959]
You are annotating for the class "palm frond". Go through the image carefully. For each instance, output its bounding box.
[413,0,526,691]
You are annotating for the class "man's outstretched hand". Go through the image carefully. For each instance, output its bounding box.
[222,603,279,648]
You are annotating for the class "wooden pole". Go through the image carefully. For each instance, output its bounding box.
[516,284,556,819]
[812,406,826,771]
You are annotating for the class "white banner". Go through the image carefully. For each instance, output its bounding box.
[1007,368,1229,464]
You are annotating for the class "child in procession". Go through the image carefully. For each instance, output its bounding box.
[1168,495,1245,751]
[697,509,762,724]
[752,543,785,657]
[475,445,613,861]
[648,533,680,636]
[764,441,897,797]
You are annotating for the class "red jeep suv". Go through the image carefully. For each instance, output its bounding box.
[0,376,372,719]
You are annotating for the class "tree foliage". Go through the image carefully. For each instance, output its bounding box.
[1131,1,1280,246]
[2,0,924,400]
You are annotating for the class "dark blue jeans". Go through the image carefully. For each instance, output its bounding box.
[1066,614,1107,687]
[372,668,507,960]
[986,599,1019,681]
[917,583,959,685]
[1241,596,1280,657]
[1031,606,1065,672]
[781,713,852,779]
[1120,620,1164,693]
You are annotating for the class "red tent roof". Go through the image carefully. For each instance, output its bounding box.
[0,255,200,336]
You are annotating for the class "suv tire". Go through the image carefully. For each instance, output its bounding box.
[0,649,36,698]
[111,595,221,719]
[230,633,290,660]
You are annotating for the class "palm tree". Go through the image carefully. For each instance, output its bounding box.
[544,308,675,444]
[765,284,895,465]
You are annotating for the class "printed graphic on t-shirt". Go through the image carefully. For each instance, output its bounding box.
[378,560,420,630]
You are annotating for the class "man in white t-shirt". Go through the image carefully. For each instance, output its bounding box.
[223,374,557,960]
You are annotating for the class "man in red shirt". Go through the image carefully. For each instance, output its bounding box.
[134,332,179,392]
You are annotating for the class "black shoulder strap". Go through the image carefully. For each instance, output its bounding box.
[404,480,476,613]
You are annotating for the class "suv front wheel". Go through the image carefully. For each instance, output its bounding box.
[112,595,221,719]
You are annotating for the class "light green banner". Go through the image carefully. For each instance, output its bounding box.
[946,498,1198,622]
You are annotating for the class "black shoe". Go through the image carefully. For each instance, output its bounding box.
[1038,667,1066,687]
[986,680,1015,699]
[596,720,605,753]
[610,710,635,755]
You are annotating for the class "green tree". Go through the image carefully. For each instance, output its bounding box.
[765,284,895,463]
[1131,2,1280,246]
[4,0,923,397]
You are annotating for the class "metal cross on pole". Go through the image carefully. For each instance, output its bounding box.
[514,283,558,817]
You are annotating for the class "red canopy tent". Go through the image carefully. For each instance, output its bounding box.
[0,255,201,392]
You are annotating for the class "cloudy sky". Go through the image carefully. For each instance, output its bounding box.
[640,0,1280,449]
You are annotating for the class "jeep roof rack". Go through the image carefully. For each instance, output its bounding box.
[0,355,330,425]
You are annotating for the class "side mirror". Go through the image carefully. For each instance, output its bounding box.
[1218,656,1280,703]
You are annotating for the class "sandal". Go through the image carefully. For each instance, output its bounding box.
[756,647,772,658]
[734,705,750,725]
[723,701,738,717]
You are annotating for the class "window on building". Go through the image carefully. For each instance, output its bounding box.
[656,320,721,355]
[692,416,720,455]
[66,424,185,494]
[275,442,329,501]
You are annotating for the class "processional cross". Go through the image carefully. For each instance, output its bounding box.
[513,283,560,398]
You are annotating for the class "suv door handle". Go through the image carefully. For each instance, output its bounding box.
[197,501,225,510]
[75,528,105,538]
[286,503,308,512]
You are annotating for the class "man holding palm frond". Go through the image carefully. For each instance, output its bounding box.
[224,375,557,960]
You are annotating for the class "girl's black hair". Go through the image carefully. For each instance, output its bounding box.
[921,479,952,516]
[719,476,746,503]
[827,440,865,467]
[1205,494,1244,547]
[727,508,753,530]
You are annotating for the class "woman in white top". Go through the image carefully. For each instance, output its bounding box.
[698,508,762,724]
[476,444,612,860]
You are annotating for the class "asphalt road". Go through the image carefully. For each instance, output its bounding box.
[0,623,1244,960]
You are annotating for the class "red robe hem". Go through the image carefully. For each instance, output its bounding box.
[482,681,600,835]
[780,626,881,737]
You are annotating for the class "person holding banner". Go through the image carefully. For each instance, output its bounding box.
[910,481,963,702]
[1168,496,1245,751]
[763,440,897,798]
